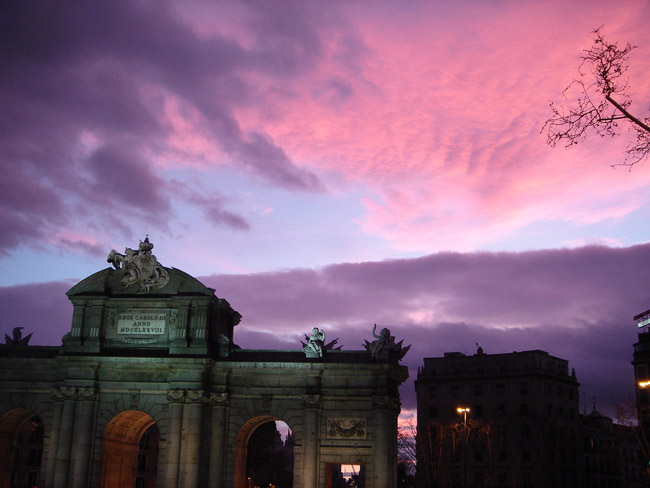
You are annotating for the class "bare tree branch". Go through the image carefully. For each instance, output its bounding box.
[542,27,650,169]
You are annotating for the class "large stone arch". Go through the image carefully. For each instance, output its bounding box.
[232,415,296,488]
[0,408,44,488]
[100,409,158,488]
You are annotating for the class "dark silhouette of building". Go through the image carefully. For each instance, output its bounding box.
[415,347,581,488]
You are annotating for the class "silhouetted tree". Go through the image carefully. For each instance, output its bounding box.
[543,27,650,168]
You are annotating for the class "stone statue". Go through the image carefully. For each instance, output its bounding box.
[303,327,325,358]
[3,327,32,346]
[301,327,343,358]
[364,324,410,360]
[107,236,170,294]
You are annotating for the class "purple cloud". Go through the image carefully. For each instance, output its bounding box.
[0,1,325,255]
[3,245,646,417]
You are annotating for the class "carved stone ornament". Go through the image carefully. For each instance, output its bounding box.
[327,418,367,440]
[107,236,170,294]
[166,389,185,403]
[372,395,401,411]
[129,390,140,409]
[208,392,229,406]
[302,394,321,408]
[185,389,204,404]
[77,386,98,401]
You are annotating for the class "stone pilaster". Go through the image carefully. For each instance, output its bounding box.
[208,392,229,488]
[43,393,65,488]
[52,387,77,488]
[372,395,401,488]
[69,386,97,488]
[163,390,185,488]
[302,394,321,488]
[180,389,204,488]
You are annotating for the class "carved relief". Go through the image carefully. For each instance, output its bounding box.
[327,418,367,439]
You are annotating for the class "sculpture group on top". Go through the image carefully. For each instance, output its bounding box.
[301,324,410,361]
[364,324,411,360]
[107,236,170,294]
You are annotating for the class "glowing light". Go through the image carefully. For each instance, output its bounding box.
[639,381,650,388]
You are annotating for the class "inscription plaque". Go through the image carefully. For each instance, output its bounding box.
[117,312,167,335]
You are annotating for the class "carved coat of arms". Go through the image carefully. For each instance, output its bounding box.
[107,237,170,294]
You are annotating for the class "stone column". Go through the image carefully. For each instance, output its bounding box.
[43,392,65,488]
[208,393,229,488]
[52,387,77,488]
[69,386,97,488]
[302,394,321,488]
[372,396,400,488]
[179,389,204,488]
[163,390,184,488]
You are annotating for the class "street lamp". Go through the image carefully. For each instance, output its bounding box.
[456,407,470,428]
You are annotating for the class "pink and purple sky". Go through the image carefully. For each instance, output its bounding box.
[2,0,650,417]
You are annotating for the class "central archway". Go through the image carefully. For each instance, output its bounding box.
[233,416,294,488]
[100,410,158,488]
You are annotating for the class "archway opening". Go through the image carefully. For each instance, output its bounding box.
[0,409,43,488]
[234,417,294,488]
[100,410,158,488]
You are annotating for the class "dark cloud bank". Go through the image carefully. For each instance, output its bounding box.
[2,244,649,416]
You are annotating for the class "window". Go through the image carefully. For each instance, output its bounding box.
[520,403,529,415]
[519,382,528,394]
[496,383,505,395]
[522,451,531,463]
[498,450,507,463]
[475,450,484,463]
[451,386,460,397]
[474,384,482,396]
[497,404,506,416]
[428,385,437,398]
[429,406,437,419]
[473,405,483,417]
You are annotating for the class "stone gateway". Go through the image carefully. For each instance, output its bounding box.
[0,240,408,488]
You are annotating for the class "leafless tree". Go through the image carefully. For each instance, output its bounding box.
[542,27,650,168]
[397,418,417,476]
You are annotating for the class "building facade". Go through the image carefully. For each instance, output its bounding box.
[0,240,409,488]
[415,347,581,488]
